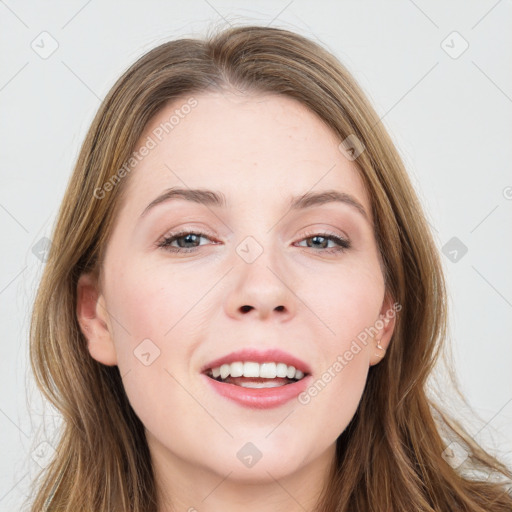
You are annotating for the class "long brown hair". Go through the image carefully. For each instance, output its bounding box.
[26,24,512,511]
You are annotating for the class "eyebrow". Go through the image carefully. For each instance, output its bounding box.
[140,187,369,220]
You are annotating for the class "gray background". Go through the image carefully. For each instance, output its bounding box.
[1,1,511,509]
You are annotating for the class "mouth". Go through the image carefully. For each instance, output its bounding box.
[204,364,308,388]
[200,349,312,408]
[201,361,312,409]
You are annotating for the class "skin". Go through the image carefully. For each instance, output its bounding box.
[76,90,396,512]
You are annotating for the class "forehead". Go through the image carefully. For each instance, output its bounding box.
[122,91,371,216]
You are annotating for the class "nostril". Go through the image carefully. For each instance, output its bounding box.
[240,305,253,312]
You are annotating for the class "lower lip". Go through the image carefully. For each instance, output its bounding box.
[202,373,312,409]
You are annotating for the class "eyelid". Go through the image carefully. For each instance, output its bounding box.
[293,223,350,244]
[159,224,217,241]
[157,226,349,244]
[299,227,349,241]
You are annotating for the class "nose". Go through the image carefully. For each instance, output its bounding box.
[224,250,297,322]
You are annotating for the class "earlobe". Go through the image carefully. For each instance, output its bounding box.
[76,273,118,366]
[369,293,398,366]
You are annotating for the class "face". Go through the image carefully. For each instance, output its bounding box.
[77,90,395,487]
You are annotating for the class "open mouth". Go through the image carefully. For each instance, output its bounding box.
[203,361,309,389]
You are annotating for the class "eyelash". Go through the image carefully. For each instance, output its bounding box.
[157,229,351,255]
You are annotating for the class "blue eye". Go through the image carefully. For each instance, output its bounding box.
[157,231,214,253]
[295,232,351,254]
[157,230,351,255]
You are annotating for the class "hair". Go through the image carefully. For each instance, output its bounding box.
[25,23,512,512]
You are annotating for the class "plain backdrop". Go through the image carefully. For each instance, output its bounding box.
[1,1,511,509]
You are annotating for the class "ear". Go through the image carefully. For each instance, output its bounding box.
[369,292,398,366]
[76,272,118,366]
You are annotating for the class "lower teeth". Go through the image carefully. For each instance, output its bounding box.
[237,381,287,389]
[211,376,299,387]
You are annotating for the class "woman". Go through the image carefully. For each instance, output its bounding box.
[27,24,512,511]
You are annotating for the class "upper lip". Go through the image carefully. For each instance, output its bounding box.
[201,348,312,375]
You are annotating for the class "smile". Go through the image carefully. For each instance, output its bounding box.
[206,360,307,387]
[202,369,312,410]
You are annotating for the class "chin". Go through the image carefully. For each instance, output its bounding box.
[202,439,309,482]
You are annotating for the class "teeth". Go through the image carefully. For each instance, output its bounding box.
[276,363,288,378]
[208,361,307,381]
[244,361,260,378]
[239,380,287,389]
[230,361,244,377]
[220,364,230,380]
[260,362,276,378]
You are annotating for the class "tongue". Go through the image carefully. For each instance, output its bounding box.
[225,376,291,386]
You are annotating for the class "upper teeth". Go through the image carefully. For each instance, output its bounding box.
[210,362,305,380]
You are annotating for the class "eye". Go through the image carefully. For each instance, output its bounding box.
[295,231,351,254]
[156,229,351,255]
[157,230,216,253]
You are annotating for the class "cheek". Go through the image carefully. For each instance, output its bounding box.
[103,259,215,416]
[296,346,369,449]
[107,260,213,351]
[303,262,384,346]
[295,263,382,429]
[297,272,378,440]
[104,261,207,463]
